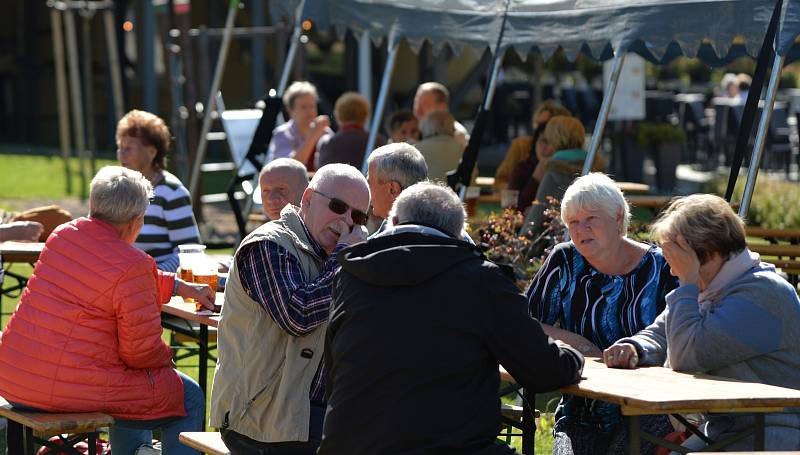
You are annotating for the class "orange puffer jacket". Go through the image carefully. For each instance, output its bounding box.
[0,217,185,420]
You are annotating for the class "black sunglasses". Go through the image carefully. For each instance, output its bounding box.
[313,190,368,225]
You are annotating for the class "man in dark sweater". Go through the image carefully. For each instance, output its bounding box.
[319,182,584,455]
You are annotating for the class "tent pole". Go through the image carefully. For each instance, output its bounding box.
[361,33,399,175]
[484,51,504,110]
[64,7,88,199]
[103,7,124,121]
[50,6,73,195]
[189,0,239,195]
[739,54,785,218]
[277,0,306,96]
[582,52,626,176]
[358,30,372,100]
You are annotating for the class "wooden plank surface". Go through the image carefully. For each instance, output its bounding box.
[749,243,800,258]
[746,227,800,241]
[502,358,800,415]
[179,432,231,455]
[163,293,224,328]
[0,241,44,263]
[0,397,113,435]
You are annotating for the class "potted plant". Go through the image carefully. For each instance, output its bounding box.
[636,122,686,193]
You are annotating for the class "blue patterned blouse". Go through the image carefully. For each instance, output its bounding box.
[526,241,677,433]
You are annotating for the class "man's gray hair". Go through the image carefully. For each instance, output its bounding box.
[310,163,369,197]
[260,158,309,188]
[390,182,465,237]
[561,173,631,235]
[367,143,428,189]
[90,166,153,225]
[420,110,455,138]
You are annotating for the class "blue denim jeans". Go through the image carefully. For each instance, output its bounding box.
[109,370,205,455]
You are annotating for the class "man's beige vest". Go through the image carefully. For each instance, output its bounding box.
[209,206,326,442]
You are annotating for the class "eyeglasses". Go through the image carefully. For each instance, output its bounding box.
[313,190,368,225]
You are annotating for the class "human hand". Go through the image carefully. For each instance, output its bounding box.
[176,279,216,311]
[603,343,639,369]
[310,115,331,135]
[337,223,368,246]
[661,234,701,286]
[0,221,44,242]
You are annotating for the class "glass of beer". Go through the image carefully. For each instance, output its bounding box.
[192,259,218,312]
[178,244,206,304]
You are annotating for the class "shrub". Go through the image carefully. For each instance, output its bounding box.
[709,176,800,229]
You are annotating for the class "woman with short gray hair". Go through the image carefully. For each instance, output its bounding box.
[526,173,677,455]
[0,166,215,455]
[605,194,800,452]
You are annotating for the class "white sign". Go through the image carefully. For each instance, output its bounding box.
[604,54,645,121]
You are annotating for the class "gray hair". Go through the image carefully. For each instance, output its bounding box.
[283,81,318,109]
[560,173,631,235]
[390,182,465,237]
[260,158,309,188]
[367,143,428,189]
[309,163,369,199]
[420,110,456,138]
[90,166,153,225]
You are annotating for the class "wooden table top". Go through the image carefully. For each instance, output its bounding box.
[502,358,800,416]
[163,293,224,328]
[0,241,44,263]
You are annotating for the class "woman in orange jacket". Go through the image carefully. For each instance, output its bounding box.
[0,166,215,454]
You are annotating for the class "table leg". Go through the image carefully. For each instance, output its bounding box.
[754,413,765,450]
[521,389,535,454]
[23,425,35,455]
[200,323,208,431]
[628,415,641,455]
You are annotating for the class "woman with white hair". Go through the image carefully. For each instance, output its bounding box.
[525,173,678,455]
[414,110,465,183]
[267,81,334,170]
[0,166,215,454]
[604,194,800,451]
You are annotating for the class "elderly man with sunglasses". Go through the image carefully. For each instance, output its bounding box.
[211,163,370,455]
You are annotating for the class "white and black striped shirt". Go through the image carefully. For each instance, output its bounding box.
[135,170,201,272]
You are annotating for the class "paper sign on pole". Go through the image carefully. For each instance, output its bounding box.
[604,54,645,121]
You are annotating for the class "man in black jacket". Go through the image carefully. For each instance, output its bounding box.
[319,182,584,455]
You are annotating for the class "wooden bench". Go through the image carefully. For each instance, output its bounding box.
[0,397,113,455]
[746,227,800,244]
[180,431,231,455]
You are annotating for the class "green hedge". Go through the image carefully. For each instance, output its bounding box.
[710,177,800,229]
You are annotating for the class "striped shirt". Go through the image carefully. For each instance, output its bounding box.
[237,219,345,404]
[135,170,201,272]
[526,241,677,433]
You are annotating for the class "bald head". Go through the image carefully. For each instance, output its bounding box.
[259,158,309,220]
[414,82,451,119]
[300,163,371,254]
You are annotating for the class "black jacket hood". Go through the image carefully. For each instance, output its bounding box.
[337,231,484,287]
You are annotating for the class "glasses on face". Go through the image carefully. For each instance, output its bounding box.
[313,190,368,225]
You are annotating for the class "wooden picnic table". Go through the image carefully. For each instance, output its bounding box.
[162,293,224,430]
[501,358,800,454]
[0,241,44,264]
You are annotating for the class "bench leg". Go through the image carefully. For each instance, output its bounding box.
[23,425,35,455]
[6,420,24,454]
[628,415,641,455]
